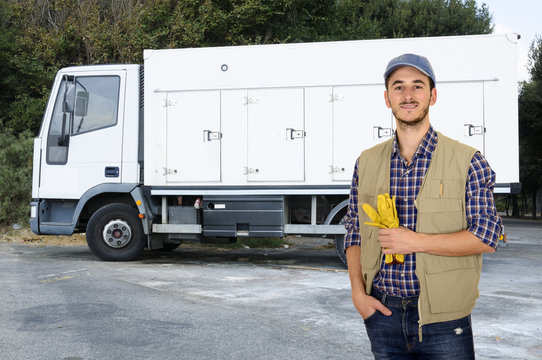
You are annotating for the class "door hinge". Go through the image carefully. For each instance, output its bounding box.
[244,167,259,175]
[163,99,177,107]
[162,167,178,176]
[329,166,345,174]
[464,124,485,136]
[329,94,344,102]
[244,97,259,105]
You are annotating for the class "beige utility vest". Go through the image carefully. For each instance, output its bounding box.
[357,132,481,327]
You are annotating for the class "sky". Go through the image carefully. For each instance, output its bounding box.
[477,0,542,82]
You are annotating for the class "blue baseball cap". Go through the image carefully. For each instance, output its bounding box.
[384,53,436,86]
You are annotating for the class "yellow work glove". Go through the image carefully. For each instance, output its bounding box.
[362,193,404,265]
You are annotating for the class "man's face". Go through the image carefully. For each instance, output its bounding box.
[384,66,437,128]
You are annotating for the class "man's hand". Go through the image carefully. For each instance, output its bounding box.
[378,226,419,255]
[346,245,392,319]
[352,288,392,320]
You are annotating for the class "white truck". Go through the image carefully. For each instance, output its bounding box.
[30,33,520,263]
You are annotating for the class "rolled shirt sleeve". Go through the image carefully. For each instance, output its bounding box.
[343,161,361,250]
[465,152,503,249]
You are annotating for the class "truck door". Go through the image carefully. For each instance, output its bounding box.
[430,82,485,153]
[246,88,305,182]
[165,90,221,182]
[331,85,394,181]
[38,71,125,199]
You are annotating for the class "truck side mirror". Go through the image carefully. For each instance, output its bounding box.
[75,91,89,117]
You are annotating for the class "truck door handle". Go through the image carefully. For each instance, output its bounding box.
[105,167,119,177]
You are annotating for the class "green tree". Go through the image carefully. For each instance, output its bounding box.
[329,0,492,40]
[518,36,542,218]
[0,0,496,227]
[0,0,493,134]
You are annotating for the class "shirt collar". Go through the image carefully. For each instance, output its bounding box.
[391,125,438,161]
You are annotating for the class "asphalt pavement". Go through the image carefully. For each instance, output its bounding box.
[0,218,541,360]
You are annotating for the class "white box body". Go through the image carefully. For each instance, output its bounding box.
[143,34,519,194]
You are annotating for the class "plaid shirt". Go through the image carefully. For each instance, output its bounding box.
[343,126,502,297]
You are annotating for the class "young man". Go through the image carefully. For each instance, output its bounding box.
[343,54,502,359]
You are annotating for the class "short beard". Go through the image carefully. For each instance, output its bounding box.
[392,101,430,129]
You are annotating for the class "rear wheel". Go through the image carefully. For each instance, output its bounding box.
[86,203,146,261]
[326,203,348,266]
[334,234,347,266]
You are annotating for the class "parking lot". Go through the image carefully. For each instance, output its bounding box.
[0,218,541,359]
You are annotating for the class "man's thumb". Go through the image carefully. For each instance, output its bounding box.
[378,303,392,316]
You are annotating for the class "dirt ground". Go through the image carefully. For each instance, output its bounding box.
[0,226,87,246]
[0,226,334,250]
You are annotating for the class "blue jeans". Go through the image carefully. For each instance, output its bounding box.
[364,287,475,360]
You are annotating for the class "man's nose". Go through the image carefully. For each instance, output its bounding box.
[402,88,416,100]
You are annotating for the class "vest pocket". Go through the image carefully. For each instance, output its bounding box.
[417,198,465,234]
[425,179,464,199]
[424,255,480,314]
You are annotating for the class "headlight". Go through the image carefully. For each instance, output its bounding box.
[30,205,37,218]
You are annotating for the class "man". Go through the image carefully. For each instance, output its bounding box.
[343,53,502,359]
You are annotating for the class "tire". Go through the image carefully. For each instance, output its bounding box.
[334,234,347,266]
[86,203,146,261]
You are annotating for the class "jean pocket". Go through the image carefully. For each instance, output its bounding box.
[363,310,380,323]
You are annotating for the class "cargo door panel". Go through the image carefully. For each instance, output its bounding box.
[430,82,485,153]
[246,88,305,182]
[332,85,393,181]
[166,91,221,182]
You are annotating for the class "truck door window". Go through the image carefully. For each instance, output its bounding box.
[46,75,121,165]
[72,76,120,135]
[46,78,73,164]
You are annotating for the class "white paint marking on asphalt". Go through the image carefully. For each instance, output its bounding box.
[38,268,88,280]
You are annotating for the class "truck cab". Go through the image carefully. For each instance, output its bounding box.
[30,65,142,237]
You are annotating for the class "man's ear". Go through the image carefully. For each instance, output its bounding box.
[384,90,391,108]
[430,87,437,106]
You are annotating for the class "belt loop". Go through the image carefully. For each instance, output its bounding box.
[381,292,387,305]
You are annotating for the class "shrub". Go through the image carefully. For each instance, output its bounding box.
[0,130,34,226]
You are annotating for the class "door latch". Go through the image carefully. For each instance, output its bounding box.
[203,130,222,141]
[286,128,305,140]
[464,124,485,136]
[373,126,393,138]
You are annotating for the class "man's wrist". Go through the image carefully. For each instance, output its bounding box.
[351,283,368,297]
[413,232,429,253]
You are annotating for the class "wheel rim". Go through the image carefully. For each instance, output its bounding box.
[102,219,132,249]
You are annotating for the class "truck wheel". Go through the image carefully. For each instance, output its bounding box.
[86,203,146,261]
[334,234,347,266]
